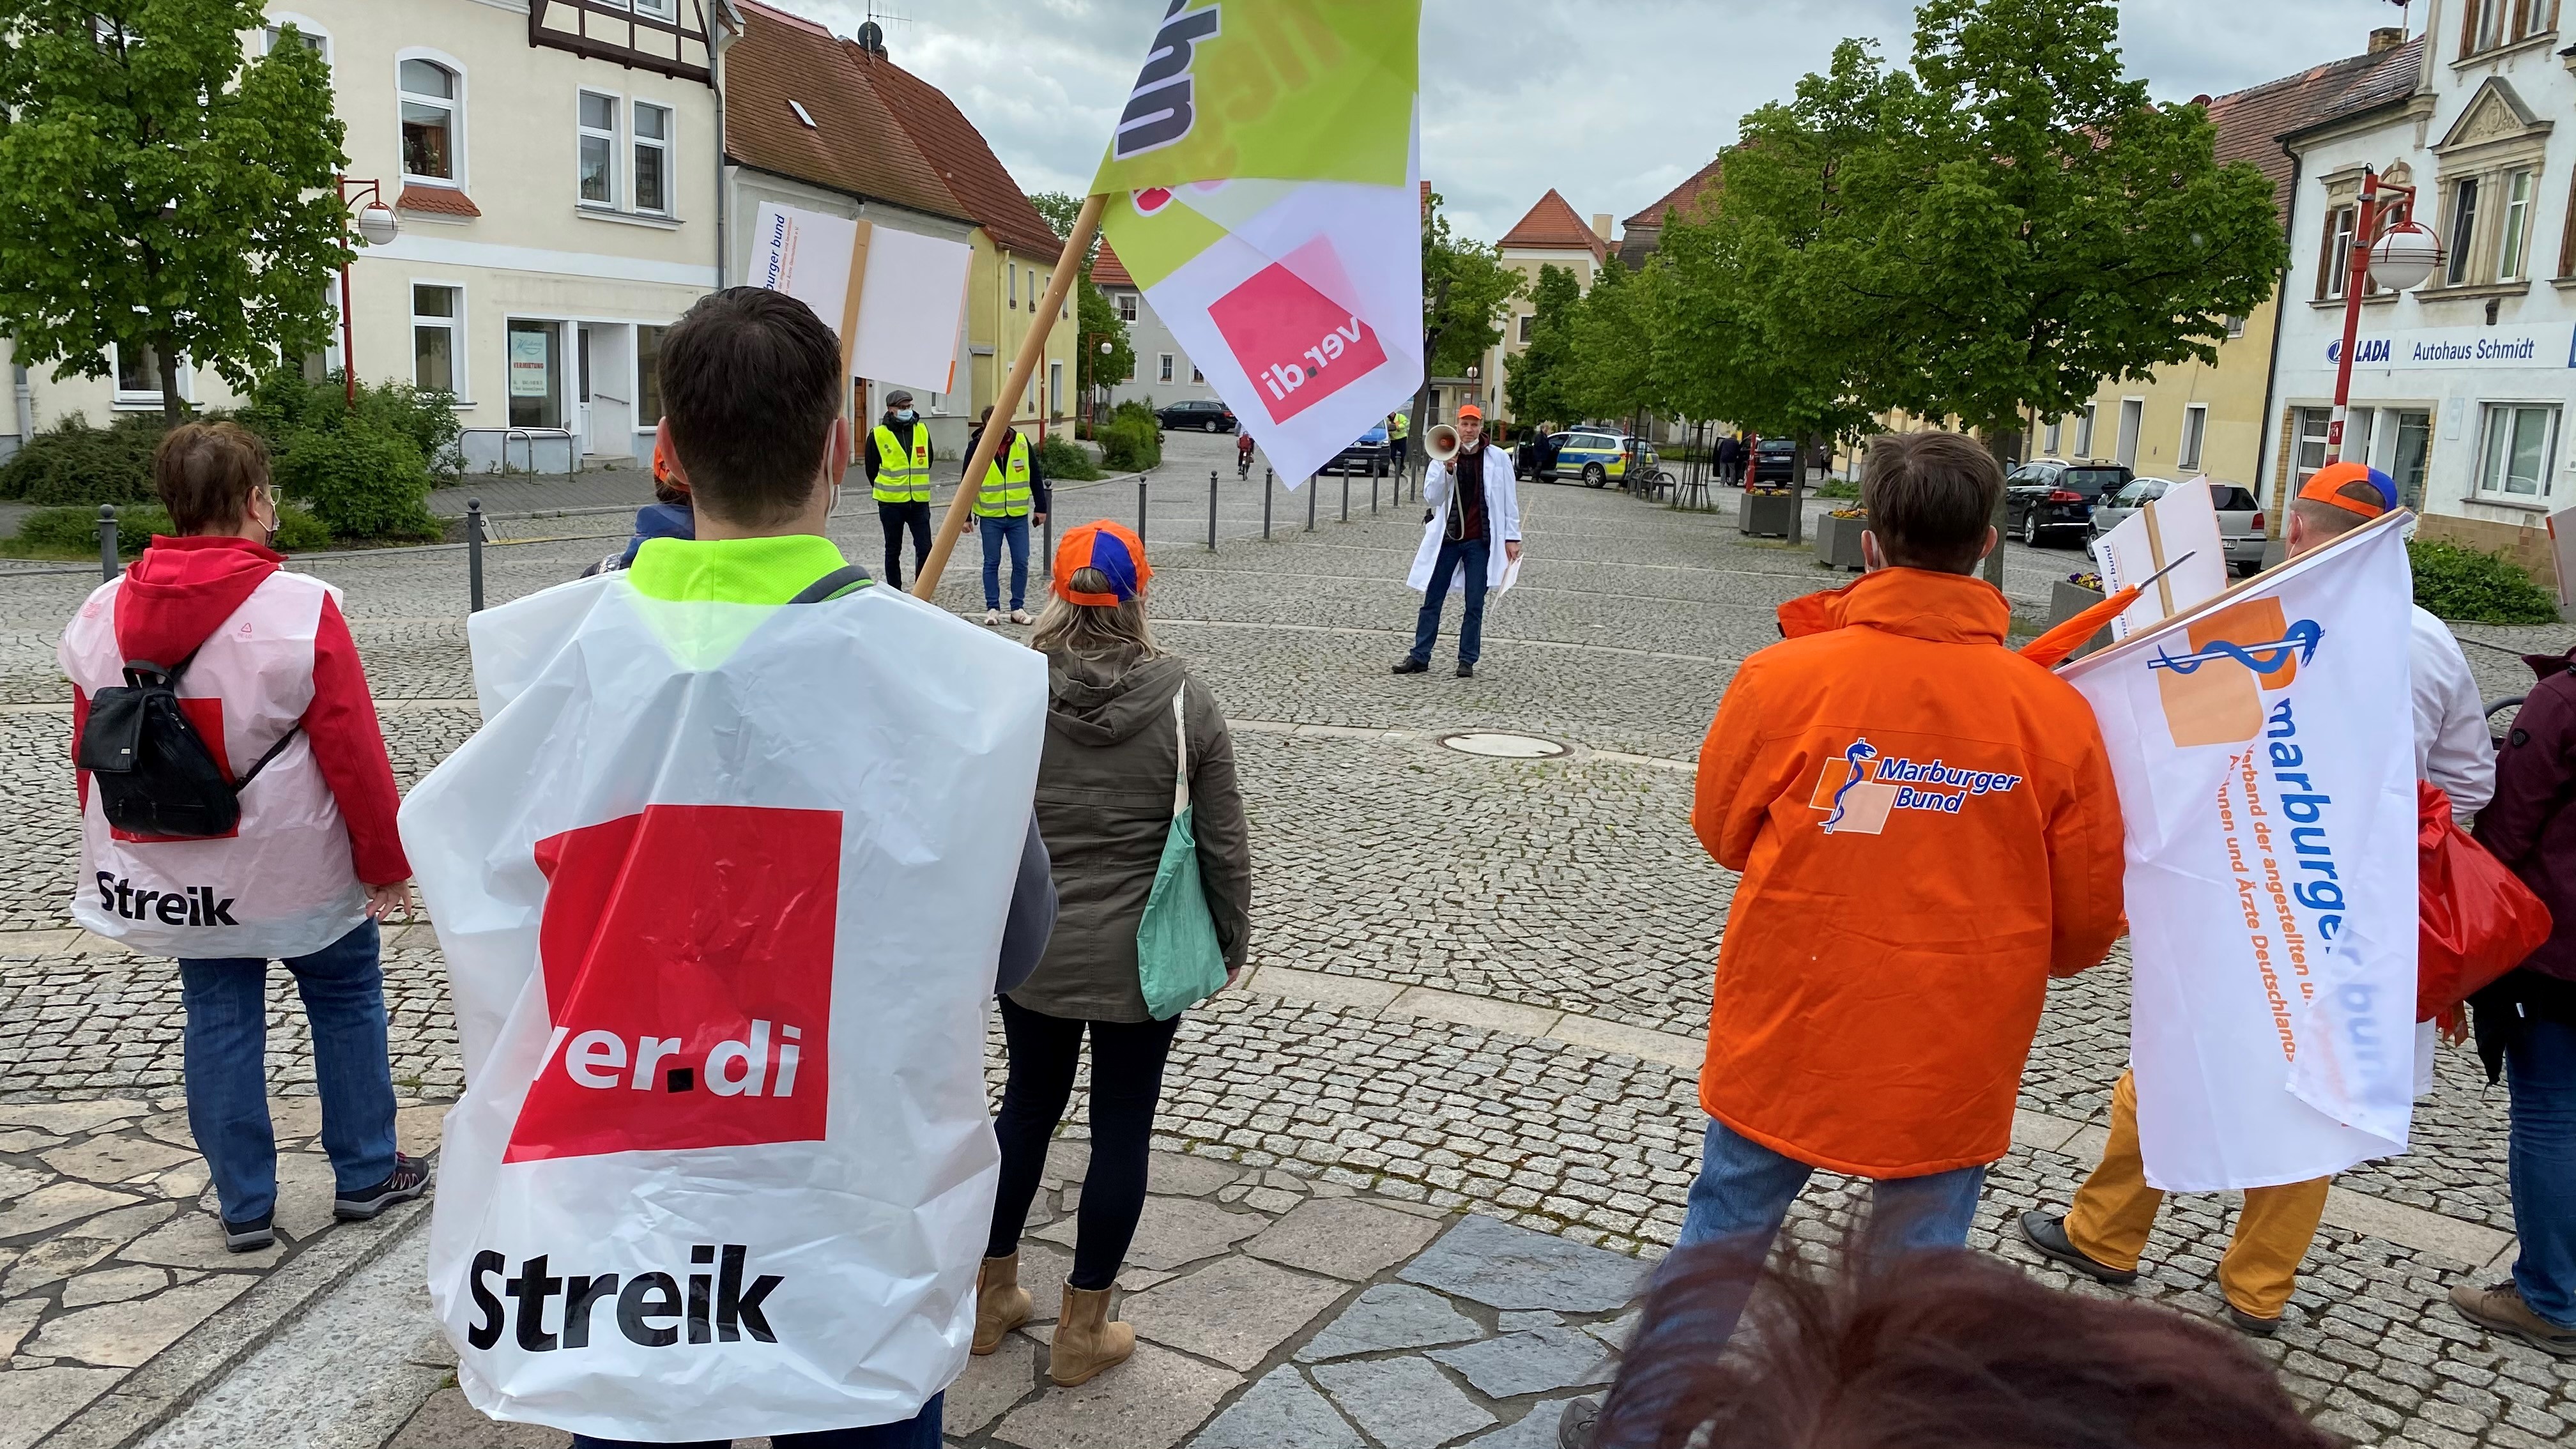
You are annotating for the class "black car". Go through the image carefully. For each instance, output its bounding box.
[1156,399,1237,433]
[1749,437,1800,484]
[2004,460,2133,546]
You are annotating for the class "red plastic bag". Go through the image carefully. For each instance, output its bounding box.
[2419,781,2553,1036]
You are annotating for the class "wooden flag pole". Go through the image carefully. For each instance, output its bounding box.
[912,192,1107,599]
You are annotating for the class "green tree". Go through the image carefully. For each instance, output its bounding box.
[1031,190,1132,415]
[1562,259,1667,428]
[1029,190,1093,270]
[1405,190,1521,450]
[1503,263,1581,430]
[0,3,351,423]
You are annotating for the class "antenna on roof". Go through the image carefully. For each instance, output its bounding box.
[857,1,909,58]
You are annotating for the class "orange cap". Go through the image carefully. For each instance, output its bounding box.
[1455,402,1482,421]
[2299,461,2394,520]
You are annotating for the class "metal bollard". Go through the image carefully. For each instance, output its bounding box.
[1341,471,1349,523]
[466,498,486,613]
[1307,475,1316,531]
[1372,472,1379,514]
[1262,467,1272,540]
[1138,479,1148,542]
[1207,470,1218,551]
[1041,509,1054,580]
[96,504,118,581]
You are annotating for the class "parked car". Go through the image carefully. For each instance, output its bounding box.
[1156,399,1238,433]
[1331,424,1391,476]
[2004,459,2131,546]
[1749,437,1800,484]
[2090,477,2268,576]
[1545,430,1632,487]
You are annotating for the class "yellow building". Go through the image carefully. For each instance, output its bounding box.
[1483,189,1611,428]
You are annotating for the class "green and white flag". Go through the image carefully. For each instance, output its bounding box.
[1089,0,1422,487]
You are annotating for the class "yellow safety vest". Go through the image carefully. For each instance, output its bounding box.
[1390,414,1409,441]
[973,431,1034,518]
[871,422,930,503]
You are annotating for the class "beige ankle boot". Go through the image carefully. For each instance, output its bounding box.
[974,1253,1031,1355]
[1047,1284,1135,1386]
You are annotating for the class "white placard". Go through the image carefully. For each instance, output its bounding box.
[749,202,972,395]
[507,331,550,398]
[2090,479,2230,641]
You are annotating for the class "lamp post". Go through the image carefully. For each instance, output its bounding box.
[1080,334,1114,432]
[2325,169,2440,465]
[334,176,401,406]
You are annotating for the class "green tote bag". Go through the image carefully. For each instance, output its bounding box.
[1137,688,1229,1020]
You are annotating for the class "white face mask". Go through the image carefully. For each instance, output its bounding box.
[895,409,917,423]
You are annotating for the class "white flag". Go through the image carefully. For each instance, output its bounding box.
[2060,515,2419,1191]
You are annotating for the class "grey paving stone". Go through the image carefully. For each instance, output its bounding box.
[1496,1311,1562,1331]
[1432,1326,1617,1399]
[1297,1283,1485,1363]
[383,1386,567,1448]
[1463,1400,1587,1449]
[990,1340,1238,1449]
[1312,1355,1496,1449]
[1122,1255,1350,1371]
[1189,1366,1365,1449]
[946,1335,1040,1438]
[1243,1196,1448,1282]
[1400,1215,1646,1314]
[1033,1196,1264,1272]
[27,1273,249,1367]
[0,1364,125,1449]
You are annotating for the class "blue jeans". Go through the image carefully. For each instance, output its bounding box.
[180,919,397,1224]
[1676,1117,1987,1260]
[570,1395,942,1449]
[2508,1013,2576,1328]
[1409,535,1489,665]
[979,514,1031,611]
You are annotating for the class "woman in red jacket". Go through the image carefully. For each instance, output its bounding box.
[59,422,427,1253]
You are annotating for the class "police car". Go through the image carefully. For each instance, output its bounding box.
[1544,430,1646,487]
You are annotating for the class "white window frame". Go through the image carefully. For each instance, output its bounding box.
[2179,404,2208,472]
[631,99,673,217]
[2225,315,2246,339]
[2499,167,2536,282]
[395,48,466,190]
[2446,175,2482,286]
[1518,314,1537,344]
[2475,401,2561,501]
[1116,293,1138,323]
[631,0,677,17]
[262,12,332,66]
[1191,362,1205,383]
[1158,353,1174,383]
[2322,204,2356,300]
[109,341,194,410]
[577,88,620,210]
[410,279,468,402]
[2074,402,2097,457]
[2042,418,2062,455]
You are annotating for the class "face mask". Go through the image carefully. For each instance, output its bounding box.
[896,410,917,422]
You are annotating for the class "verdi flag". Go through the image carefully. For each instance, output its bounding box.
[2058,514,2419,1192]
[1089,0,1422,487]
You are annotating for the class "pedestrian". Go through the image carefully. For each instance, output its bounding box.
[1236,425,1255,479]
[967,406,1049,626]
[1387,409,1409,473]
[866,388,933,590]
[1562,1234,2337,1449]
[2019,462,2493,1337]
[1393,402,1520,679]
[583,440,694,577]
[976,521,1252,1388]
[60,421,428,1253]
[1714,431,1742,487]
[2453,645,2576,1357]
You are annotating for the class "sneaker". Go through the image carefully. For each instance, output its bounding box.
[1457,662,1475,678]
[2227,1305,2282,1337]
[1556,1396,1600,1449]
[985,610,1002,626]
[223,1211,275,1253]
[1009,608,1034,625]
[1392,657,1430,675]
[2016,1209,2140,1285]
[335,1153,433,1221]
[2451,1280,2576,1358]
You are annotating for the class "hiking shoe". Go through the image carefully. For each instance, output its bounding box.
[1392,657,1429,675]
[335,1154,432,1221]
[223,1212,275,1253]
[985,609,1002,626]
[2018,1210,2140,1285]
[1457,662,1475,678]
[1556,1396,1600,1449]
[2451,1280,2576,1358]
[2227,1305,2282,1337]
[1009,608,1033,625]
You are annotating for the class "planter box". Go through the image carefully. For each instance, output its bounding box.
[1815,512,1868,571]
[2048,580,2113,661]
[1738,491,1798,539]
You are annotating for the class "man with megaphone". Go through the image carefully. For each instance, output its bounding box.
[1395,404,1521,679]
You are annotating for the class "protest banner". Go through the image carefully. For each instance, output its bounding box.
[2089,478,2229,641]
[747,200,972,395]
[2058,512,2418,1191]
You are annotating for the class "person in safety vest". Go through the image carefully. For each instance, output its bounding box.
[866,387,935,590]
[61,422,427,1255]
[1388,409,1409,471]
[966,406,1050,627]
[2021,463,2495,1340]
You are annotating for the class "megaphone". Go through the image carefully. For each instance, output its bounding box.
[1427,423,1459,464]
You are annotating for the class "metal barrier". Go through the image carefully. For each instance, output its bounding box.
[497,427,576,486]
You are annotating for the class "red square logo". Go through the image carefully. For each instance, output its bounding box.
[1206,238,1388,425]
[505,804,840,1163]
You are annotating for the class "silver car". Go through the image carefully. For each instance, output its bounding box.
[2089,477,2269,578]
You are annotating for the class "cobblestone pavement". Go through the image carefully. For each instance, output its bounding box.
[0,456,2570,1446]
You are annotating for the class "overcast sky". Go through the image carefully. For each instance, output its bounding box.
[766,0,2421,243]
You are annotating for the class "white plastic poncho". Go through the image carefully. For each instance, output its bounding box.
[398,571,1043,1441]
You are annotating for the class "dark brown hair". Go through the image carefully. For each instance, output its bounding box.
[657,288,842,526]
[153,422,270,535]
[1860,432,2004,574]
[1593,1237,2336,1449]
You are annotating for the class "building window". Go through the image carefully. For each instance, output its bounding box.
[2043,418,2062,455]
[1191,364,1204,383]
[2292,406,2333,491]
[633,102,671,215]
[508,320,563,429]
[2225,315,2246,339]
[2461,0,2559,56]
[1048,360,1062,418]
[2477,402,2559,498]
[2499,168,2535,281]
[413,284,461,396]
[1518,314,1537,344]
[2446,176,2481,286]
[264,21,327,63]
[2319,204,2356,300]
[1009,264,1018,309]
[2179,406,2208,472]
[2074,402,2097,457]
[1158,353,1174,383]
[578,92,617,206]
[1116,293,1138,323]
[637,325,667,424]
[111,342,188,407]
[399,59,457,181]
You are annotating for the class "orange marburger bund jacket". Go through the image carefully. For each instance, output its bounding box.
[1692,568,2128,1179]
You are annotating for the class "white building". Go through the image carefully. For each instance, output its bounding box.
[2269,3,2576,572]
[1094,243,1218,415]
[2,1,735,472]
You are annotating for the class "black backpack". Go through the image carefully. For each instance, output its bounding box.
[75,652,301,838]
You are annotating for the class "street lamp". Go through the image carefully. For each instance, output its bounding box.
[335,176,400,406]
[2325,169,2439,465]
[1080,332,1115,431]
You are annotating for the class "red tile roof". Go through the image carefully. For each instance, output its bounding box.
[1623,157,1722,231]
[1091,240,1137,290]
[396,185,480,218]
[861,50,1065,261]
[2209,36,2423,216]
[726,2,971,226]
[1497,189,1606,261]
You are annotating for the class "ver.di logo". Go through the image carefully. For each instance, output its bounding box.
[2149,597,2322,748]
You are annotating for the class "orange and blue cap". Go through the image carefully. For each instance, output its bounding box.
[2299,461,2395,520]
[1052,521,1152,606]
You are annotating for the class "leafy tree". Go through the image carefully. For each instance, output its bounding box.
[1562,259,1669,429]
[1029,190,1093,270]
[1032,189,1132,415]
[1402,189,1521,450]
[1503,263,1582,431]
[0,3,351,423]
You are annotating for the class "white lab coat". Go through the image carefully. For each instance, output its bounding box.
[1407,444,1522,594]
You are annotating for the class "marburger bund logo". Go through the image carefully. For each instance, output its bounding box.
[465,1243,784,1351]
[2148,598,2322,749]
[1114,1,1218,161]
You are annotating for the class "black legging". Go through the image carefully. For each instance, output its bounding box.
[986,997,1181,1291]
[878,500,930,590]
